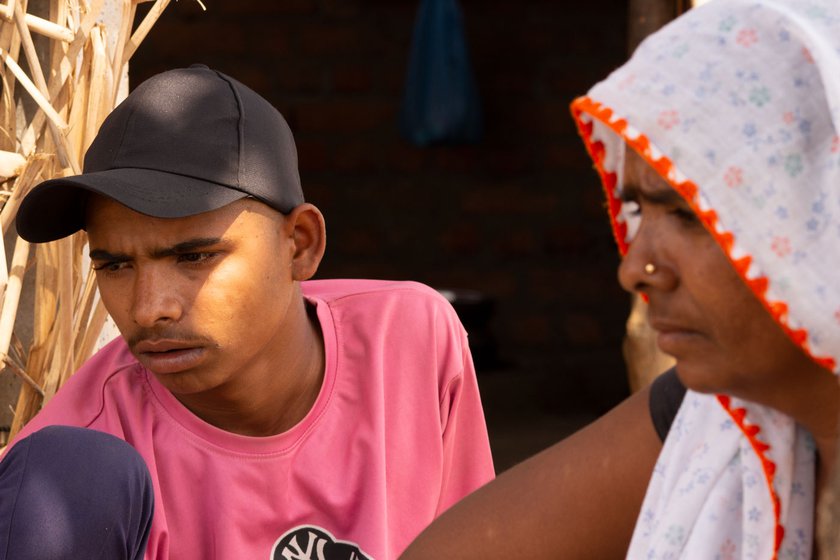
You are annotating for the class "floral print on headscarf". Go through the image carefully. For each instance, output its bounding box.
[571,0,840,558]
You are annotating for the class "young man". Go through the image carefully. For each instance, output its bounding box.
[3,65,494,560]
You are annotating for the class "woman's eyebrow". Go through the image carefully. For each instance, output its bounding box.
[621,181,686,205]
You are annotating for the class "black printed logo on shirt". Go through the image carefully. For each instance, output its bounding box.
[271,525,372,560]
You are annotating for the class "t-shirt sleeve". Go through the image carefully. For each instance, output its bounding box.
[435,336,496,516]
[648,367,687,442]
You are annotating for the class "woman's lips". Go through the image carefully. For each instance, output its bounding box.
[649,319,702,355]
[655,330,701,354]
[133,340,206,374]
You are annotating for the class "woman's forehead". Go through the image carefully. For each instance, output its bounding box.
[622,148,681,202]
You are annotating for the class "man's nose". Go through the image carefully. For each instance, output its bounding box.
[130,268,182,327]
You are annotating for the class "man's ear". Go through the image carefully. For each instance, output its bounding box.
[285,203,326,281]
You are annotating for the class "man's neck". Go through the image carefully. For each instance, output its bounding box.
[174,298,326,437]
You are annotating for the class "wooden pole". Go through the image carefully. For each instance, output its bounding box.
[627,0,678,53]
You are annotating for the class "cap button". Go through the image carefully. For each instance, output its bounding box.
[189,63,210,70]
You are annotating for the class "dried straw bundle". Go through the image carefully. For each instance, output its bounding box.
[0,0,187,449]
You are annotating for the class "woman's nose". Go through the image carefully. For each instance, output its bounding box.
[617,221,678,295]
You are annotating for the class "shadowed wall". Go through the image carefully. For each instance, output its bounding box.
[129,1,632,465]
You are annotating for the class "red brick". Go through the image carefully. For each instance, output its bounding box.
[439,223,482,256]
[215,0,317,16]
[519,27,556,53]
[144,20,248,57]
[483,146,533,175]
[482,67,537,96]
[431,146,480,173]
[330,141,381,173]
[247,23,294,56]
[461,185,560,215]
[495,229,538,257]
[561,313,604,347]
[509,315,552,346]
[293,100,396,133]
[335,228,383,256]
[432,268,517,300]
[544,65,610,98]
[299,180,334,208]
[298,25,377,57]
[382,65,409,97]
[295,139,331,173]
[528,267,615,304]
[581,186,609,217]
[319,0,362,19]
[510,101,576,136]
[544,225,599,256]
[227,64,272,95]
[276,64,326,94]
[384,143,429,173]
[331,64,374,93]
[543,142,587,170]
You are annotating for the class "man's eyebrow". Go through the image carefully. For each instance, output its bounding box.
[89,237,226,261]
[88,248,130,262]
[151,237,225,258]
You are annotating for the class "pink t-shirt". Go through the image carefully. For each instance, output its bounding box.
[12,279,494,559]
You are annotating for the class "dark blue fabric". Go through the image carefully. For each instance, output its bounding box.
[649,367,687,442]
[399,0,482,146]
[0,426,154,560]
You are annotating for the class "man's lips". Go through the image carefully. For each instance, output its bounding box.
[132,339,206,375]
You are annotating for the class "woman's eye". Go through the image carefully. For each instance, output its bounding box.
[622,200,641,217]
[671,207,699,225]
[621,200,642,241]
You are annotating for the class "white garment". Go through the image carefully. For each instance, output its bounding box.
[572,0,840,557]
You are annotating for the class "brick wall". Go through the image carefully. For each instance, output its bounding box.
[131,0,632,414]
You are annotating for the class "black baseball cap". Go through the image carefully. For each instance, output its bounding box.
[16,64,304,243]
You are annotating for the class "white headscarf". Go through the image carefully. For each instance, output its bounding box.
[571,1,840,558]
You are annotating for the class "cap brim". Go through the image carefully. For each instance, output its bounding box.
[16,167,250,243]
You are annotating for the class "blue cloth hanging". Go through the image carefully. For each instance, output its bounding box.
[399,0,482,146]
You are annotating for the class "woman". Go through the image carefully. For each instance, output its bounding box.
[401,0,840,557]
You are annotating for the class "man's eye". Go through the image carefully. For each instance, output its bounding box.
[177,252,214,264]
[93,261,128,273]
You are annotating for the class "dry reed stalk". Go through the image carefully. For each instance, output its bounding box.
[11,0,75,172]
[1,0,191,446]
[110,0,133,107]
[0,236,29,365]
[0,153,51,233]
[0,48,69,136]
[21,0,104,156]
[1,3,74,42]
[40,236,73,402]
